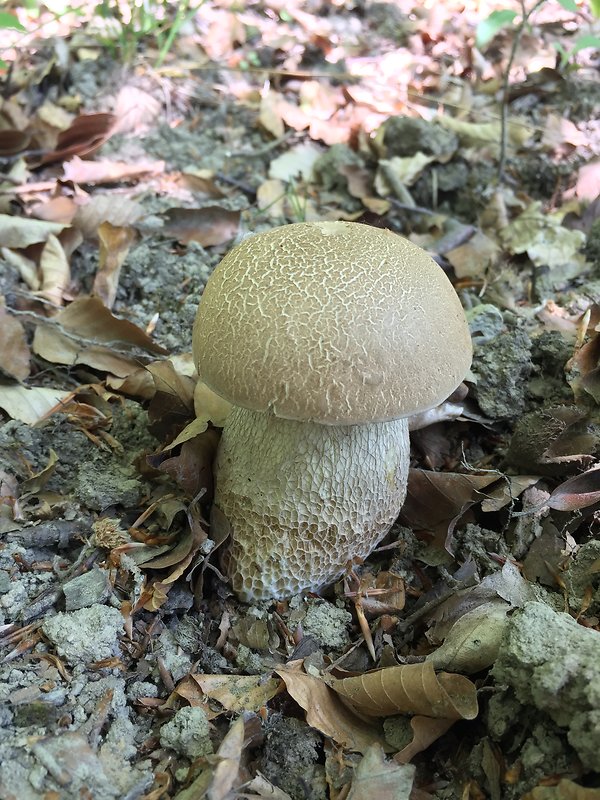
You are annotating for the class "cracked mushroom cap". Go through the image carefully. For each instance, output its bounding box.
[193,221,472,424]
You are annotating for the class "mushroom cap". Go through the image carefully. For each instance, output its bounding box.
[193,221,472,425]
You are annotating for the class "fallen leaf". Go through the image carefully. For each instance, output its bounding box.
[73,194,144,238]
[206,716,245,800]
[30,196,79,224]
[161,206,240,246]
[393,716,455,764]
[0,129,31,156]
[0,303,30,381]
[446,231,499,279]
[38,234,70,306]
[522,778,600,799]
[259,90,285,138]
[191,674,282,712]
[275,665,388,754]
[63,156,165,185]
[21,449,59,494]
[0,214,67,248]
[347,744,415,800]
[194,381,232,427]
[112,85,162,134]
[426,600,510,673]
[32,296,167,377]
[38,113,117,165]
[93,222,137,308]
[546,466,600,511]
[269,143,322,182]
[330,661,478,720]
[0,385,72,425]
[575,161,600,201]
[502,202,586,268]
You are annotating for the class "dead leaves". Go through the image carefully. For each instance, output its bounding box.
[161,207,241,246]
[330,661,478,721]
[32,296,167,376]
[274,660,477,756]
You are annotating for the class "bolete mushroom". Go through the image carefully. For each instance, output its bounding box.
[193,221,472,601]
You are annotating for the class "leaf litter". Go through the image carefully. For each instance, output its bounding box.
[1,1,600,799]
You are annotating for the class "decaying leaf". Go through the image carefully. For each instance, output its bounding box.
[346,744,415,800]
[0,385,72,425]
[161,206,240,246]
[38,112,117,165]
[522,779,600,799]
[426,599,510,673]
[38,234,70,306]
[190,673,282,712]
[20,449,59,494]
[73,194,144,238]
[63,157,165,185]
[502,202,586,269]
[0,303,30,381]
[275,665,388,754]
[32,296,167,377]
[330,661,478,720]
[0,214,67,248]
[393,716,455,764]
[93,222,138,308]
[269,143,323,183]
[546,466,600,511]
[400,469,501,540]
[194,381,232,427]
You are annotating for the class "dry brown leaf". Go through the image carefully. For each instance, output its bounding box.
[161,206,240,246]
[73,194,144,238]
[259,91,285,139]
[546,466,600,511]
[1,248,39,289]
[574,161,600,201]
[275,665,388,754]
[30,196,79,224]
[191,674,282,712]
[38,113,117,165]
[93,222,137,308]
[207,716,245,800]
[426,600,510,673]
[154,431,219,499]
[522,779,600,799]
[400,469,500,535]
[106,368,156,400]
[0,303,30,381]
[330,661,478,720]
[21,449,58,494]
[194,381,232,427]
[238,774,292,799]
[178,170,225,198]
[393,716,455,764]
[112,85,162,134]
[446,231,499,279]
[38,234,70,306]
[0,214,67,248]
[0,129,30,156]
[32,296,167,377]
[63,156,165,185]
[347,744,415,799]
[0,385,72,425]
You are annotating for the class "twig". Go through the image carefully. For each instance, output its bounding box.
[498,0,546,183]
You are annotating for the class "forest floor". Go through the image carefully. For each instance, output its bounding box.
[1,1,600,798]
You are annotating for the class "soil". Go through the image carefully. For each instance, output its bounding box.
[1,2,600,799]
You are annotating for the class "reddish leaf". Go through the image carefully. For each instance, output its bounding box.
[162,206,240,246]
[546,467,600,511]
[38,113,117,165]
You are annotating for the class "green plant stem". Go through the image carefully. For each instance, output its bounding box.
[498,0,545,183]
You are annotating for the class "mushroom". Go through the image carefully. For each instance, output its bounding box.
[192,221,472,601]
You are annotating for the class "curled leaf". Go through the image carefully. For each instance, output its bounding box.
[330,661,478,720]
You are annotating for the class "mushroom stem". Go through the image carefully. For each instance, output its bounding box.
[211,406,410,601]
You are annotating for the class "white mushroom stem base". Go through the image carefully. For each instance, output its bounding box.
[211,406,410,602]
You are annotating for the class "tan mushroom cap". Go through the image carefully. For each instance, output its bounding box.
[193,221,472,425]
